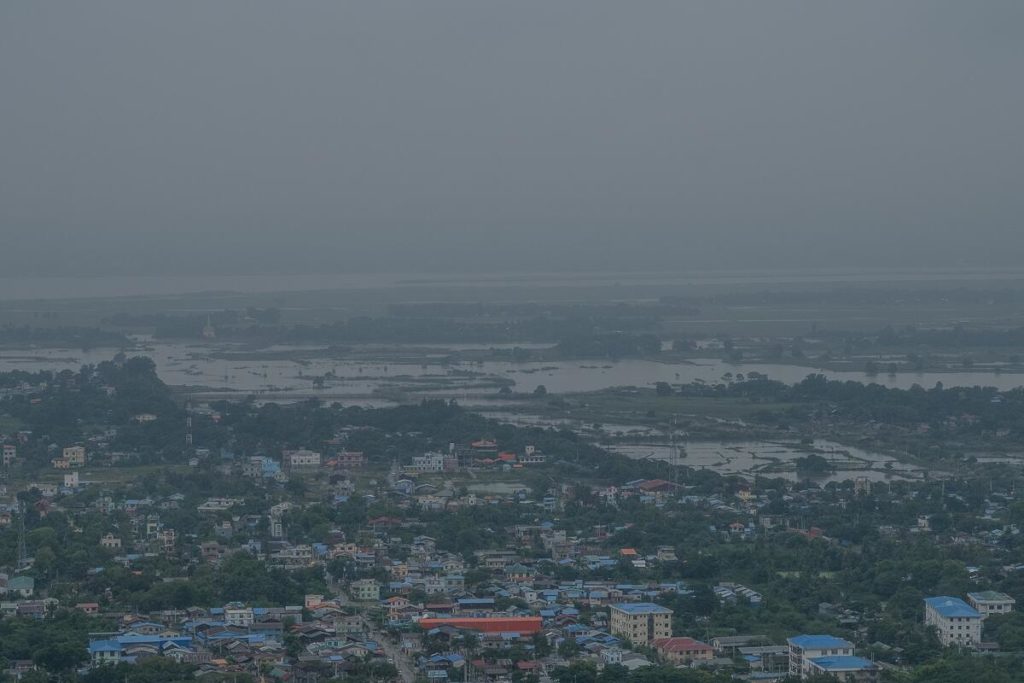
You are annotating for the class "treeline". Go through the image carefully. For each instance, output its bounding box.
[0,325,129,349]
[0,355,182,458]
[671,374,1024,431]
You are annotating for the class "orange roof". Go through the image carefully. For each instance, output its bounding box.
[619,548,638,556]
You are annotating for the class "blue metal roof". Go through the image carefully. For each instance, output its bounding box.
[924,596,981,618]
[787,634,853,650]
[609,602,672,614]
[88,640,120,653]
[808,656,877,672]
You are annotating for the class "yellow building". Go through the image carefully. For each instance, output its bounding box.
[63,445,86,467]
[609,602,673,645]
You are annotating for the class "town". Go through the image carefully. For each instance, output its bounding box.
[2,358,1024,683]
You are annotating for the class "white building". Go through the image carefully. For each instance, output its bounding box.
[410,452,446,472]
[967,591,1016,619]
[924,596,982,647]
[284,449,322,468]
[225,605,255,627]
[787,635,854,678]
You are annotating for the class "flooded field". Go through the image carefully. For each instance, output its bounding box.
[3,341,1024,399]
[607,439,924,484]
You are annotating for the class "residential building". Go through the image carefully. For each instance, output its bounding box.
[967,591,1016,619]
[608,602,673,645]
[8,576,35,598]
[100,533,122,550]
[284,449,321,468]
[63,446,86,466]
[651,637,714,664]
[805,656,878,682]
[519,446,545,465]
[336,451,365,468]
[409,452,456,473]
[350,579,380,602]
[787,635,854,678]
[924,596,982,647]
[225,605,255,627]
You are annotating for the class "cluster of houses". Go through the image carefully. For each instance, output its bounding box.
[49,592,900,683]
[4,423,1024,683]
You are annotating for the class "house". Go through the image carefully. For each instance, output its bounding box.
[924,596,982,647]
[805,656,878,682]
[8,576,34,599]
[651,637,714,664]
[100,533,122,550]
[966,591,1016,619]
[787,635,854,678]
[608,603,672,645]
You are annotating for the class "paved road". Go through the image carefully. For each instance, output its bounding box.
[365,617,417,683]
[338,586,417,683]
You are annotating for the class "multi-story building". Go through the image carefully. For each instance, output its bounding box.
[2,444,16,465]
[225,605,255,628]
[967,591,1016,619]
[409,452,452,473]
[284,449,321,468]
[350,579,381,602]
[519,445,546,465]
[805,656,878,682]
[335,450,365,468]
[243,456,282,479]
[608,602,673,645]
[787,635,854,678]
[924,596,982,647]
[63,445,86,466]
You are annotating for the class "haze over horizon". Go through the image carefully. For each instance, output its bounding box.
[2,1,1023,278]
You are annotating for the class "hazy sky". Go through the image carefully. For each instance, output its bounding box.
[2,2,1022,277]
